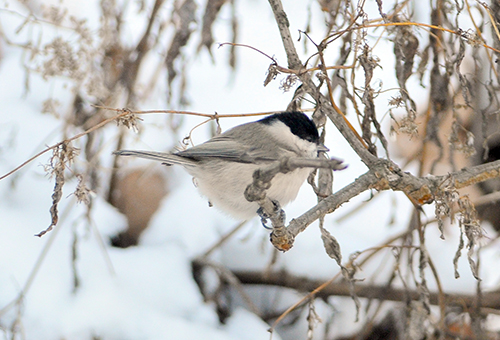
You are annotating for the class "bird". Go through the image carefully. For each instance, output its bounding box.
[114,111,327,220]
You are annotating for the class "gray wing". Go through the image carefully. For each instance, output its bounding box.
[116,122,287,165]
[177,132,280,163]
[113,150,197,166]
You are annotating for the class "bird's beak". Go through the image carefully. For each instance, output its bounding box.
[317,144,329,152]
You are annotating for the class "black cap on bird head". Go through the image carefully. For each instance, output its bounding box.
[259,111,320,145]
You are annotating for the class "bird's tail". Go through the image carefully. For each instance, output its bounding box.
[114,150,196,167]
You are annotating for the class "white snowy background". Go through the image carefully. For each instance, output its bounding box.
[1,0,500,339]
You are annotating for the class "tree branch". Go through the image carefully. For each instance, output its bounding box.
[265,0,500,253]
[231,269,500,311]
[266,0,301,70]
[268,159,500,251]
[244,156,346,251]
[267,0,378,167]
[287,171,377,237]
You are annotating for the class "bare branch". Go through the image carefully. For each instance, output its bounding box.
[244,156,346,251]
[269,159,500,251]
[231,269,500,311]
[266,0,302,70]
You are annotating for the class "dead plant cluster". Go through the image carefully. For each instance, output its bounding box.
[3,0,500,339]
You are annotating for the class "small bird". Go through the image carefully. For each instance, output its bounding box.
[114,111,327,220]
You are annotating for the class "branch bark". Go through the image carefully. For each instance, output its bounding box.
[231,269,500,311]
[269,158,500,251]
[265,0,500,252]
[266,0,301,70]
[268,0,377,167]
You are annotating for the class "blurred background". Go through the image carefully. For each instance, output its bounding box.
[1,0,500,339]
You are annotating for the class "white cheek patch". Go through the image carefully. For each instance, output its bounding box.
[295,136,319,157]
[267,121,318,157]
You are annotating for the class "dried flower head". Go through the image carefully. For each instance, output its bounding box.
[395,115,419,139]
[280,74,298,92]
[41,37,79,80]
[41,4,68,25]
[115,109,143,132]
[264,63,279,87]
[72,175,92,205]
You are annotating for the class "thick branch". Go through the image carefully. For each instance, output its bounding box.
[270,159,500,251]
[451,159,500,189]
[266,0,301,70]
[288,171,377,236]
[267,0,500,253]
[232,269,500,311]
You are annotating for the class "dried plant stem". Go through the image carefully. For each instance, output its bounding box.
[192,257,261,317]
[0,109,131,181]
[465,0,499,79]
[95,106,291,118]
[0,107,291,182]
[268,233,413,331]
[219,42,355,74]
[200,221,247,258]
[326,21,500,54]
[314,38,369,150]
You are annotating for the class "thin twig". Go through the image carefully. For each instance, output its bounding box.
[0,109,132,181]
[0,107,291,181]
[325,21,500,54]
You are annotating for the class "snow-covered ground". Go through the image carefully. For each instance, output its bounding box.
[1,0,498,339]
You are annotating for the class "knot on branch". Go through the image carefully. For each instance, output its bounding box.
[371,160,434,204]
[371,160,403,190]
[270,226,295,252]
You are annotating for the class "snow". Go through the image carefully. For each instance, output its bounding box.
[1,0,499,339]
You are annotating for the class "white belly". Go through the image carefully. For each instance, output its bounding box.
[188,162,312,220]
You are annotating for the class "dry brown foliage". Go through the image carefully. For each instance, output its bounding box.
[3,0,500,339]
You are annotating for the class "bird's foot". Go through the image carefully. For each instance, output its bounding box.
[257,199,286,229]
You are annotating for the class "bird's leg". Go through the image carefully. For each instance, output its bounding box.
[257,208,272,229]
[257,199,286,229]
